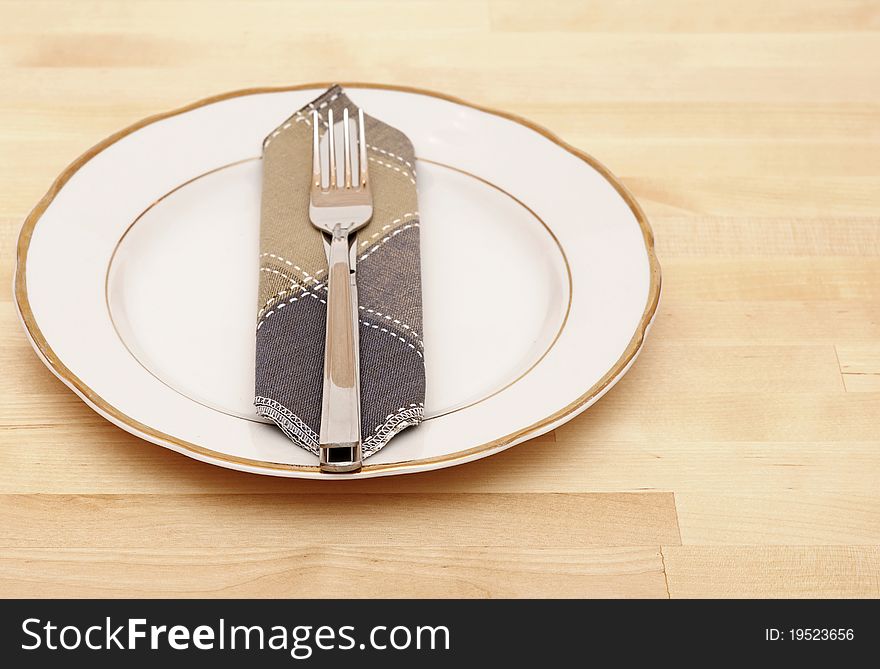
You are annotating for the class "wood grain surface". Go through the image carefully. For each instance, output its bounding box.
[1,0,878,598]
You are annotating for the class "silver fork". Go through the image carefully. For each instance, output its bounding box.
[309,107,372,473]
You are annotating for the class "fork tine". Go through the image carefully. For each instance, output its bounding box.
[328,108,336,190]
[358,108,368,189]
[343,108,352,189]
[311,110,321,189]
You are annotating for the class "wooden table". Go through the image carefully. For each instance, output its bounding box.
[2,0,878,598]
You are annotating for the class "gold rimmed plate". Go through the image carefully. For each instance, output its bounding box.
[15,84,660,479]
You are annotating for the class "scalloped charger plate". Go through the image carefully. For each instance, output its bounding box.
[14,84,661,479]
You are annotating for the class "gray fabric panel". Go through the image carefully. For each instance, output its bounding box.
[255,200,425,455]
[255,291,325,454]
[356,221,424,348]
[356,225,425,452]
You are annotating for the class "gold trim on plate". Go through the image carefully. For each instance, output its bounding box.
[14,82,662,477]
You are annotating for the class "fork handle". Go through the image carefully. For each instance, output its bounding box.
[319,224,363,472]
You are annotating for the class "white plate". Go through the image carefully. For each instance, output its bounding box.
[14,84,661,479]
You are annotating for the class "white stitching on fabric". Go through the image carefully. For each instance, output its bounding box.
[258,287,298,319]
[310,94,342,111]
[358,307,422,343]
[358,212,419,248]
[358,223,420,262]
[257,281,326,319]
[254,396,320,454]
[263,92,341,146]
[368,156,416,185]
[256,290,326,329]
[259,266,313,285]
[257,284,305,318]
[257,257,327,318]
[291,98,337,129]
[360,320,423,358]
[367,144,414,170]
[363,406,424,455]
[293,109,318,127]
[260,253,325,280]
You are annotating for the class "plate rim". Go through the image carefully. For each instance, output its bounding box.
[13,82,662,478]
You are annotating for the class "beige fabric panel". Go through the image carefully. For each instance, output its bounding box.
[257,87,418,320]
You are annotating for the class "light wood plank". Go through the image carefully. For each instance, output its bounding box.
[490,0,880,33]
[660,258,880,300]
[653,218,880,257]
[558,391,880,443]
[0,493,682,549]
[647,300,880,344]
[530,103,880,142]
[5,423,880,497]
[1,1,492,37]
[675,493,880,545]
[837,343,880,392]
[664,546,880,598]
[623,342,844,393]
[630,177,880,218]
[578,140,880,179]
[841,374,880,392]
[0,546,668,598]
[0,36,875,120]
[4,28,879,70]
[0,218,18,293]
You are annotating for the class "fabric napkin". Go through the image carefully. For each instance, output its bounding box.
[255,86,425,458]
